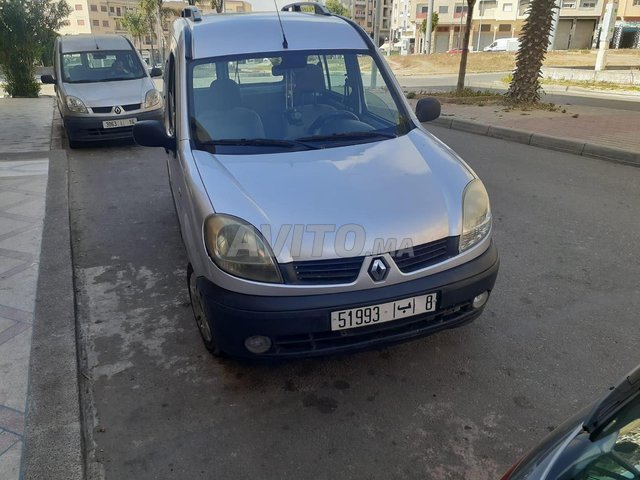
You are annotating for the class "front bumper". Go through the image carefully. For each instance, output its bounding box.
[63,109,163,142]
[197,242,499,358]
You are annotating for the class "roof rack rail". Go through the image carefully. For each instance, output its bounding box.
[181,6,202,22]
[281,2,331,15]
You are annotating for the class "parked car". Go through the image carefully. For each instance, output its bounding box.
[41,34,163,148]
[133,3,499,358]
[484,37,520,52]
[502,363,640,479]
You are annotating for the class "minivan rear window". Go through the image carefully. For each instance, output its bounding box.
[61,50,145,83]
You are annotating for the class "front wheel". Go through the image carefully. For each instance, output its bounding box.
[187,265,222,356]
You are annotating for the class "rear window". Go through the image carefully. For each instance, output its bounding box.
[61,50,145,83]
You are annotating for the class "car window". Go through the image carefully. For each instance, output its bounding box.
[61,49,145,83]
[552,394,640,480]
[188,50,412,154]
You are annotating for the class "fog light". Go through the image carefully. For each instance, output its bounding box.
[472,291,489,309]
[244,335,272,354]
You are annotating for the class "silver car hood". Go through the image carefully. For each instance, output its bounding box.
[62,77,152,107]
[193,129,475,263]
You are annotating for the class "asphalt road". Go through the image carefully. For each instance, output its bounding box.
[68,130,640,480]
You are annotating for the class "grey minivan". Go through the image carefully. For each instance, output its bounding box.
[42,34,163,147]
[134,4,499,358]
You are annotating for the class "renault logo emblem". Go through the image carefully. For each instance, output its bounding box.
[113,106,123,114]
[368,257,389,282]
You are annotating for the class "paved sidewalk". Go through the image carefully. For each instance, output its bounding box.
[0,97,54,479]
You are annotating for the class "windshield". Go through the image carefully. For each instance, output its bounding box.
[188,50,413,154]
[61,50,146,83]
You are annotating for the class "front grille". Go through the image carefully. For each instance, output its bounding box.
[272,301,473,354]
[281,257,364,284]
[392,237,459,273]
[90,103,141,114]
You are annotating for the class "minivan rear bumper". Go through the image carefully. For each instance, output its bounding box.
[63,109,163,142]
[197,242,499,358]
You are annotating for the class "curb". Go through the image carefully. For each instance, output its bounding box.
[431,117,640,167]
[22,149,84,480]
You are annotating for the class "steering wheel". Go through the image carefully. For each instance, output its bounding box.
[307,111,359,134]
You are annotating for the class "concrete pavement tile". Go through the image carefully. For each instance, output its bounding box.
[0,161,48,178]
[0,264,40,313]
[0,218,33,238]
[0,328,32,411]
[0,99,54,154]
[0,318,14,334]
[3,198,46,220]
[0,257,27,277]
[0,228,44,255]
[0,430,20,455]
[0,406,24,436]
[0,192,37,209]
[0,439,22,479]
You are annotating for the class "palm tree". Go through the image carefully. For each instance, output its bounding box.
[121,11,148,51]
[506,0,556,104]
[456,0,477,93]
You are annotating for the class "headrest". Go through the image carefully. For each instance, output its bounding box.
[294,64,325,94]
[209,78,241,110]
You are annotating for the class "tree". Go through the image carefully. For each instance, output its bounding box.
[325,0,349,16]
[506,0,556,104]
[197,0,224,14]
[139,0,173,63]
[420,12,439,35]
[122,11,148,51]
[456,0,476,93]
[0,0,70,97]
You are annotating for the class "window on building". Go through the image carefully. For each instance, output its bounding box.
[438,5,448,12]
[480,24,491,31]
[102,20,109,27]
[116,6,121,15]
[145,35,152,44]
[498,23,511,31]
[77,19,85,25]
[561,0,576,7]
[420,5,428,12]
[109,6,114,12]
[502,2,513,10]
[454,5,468,13]
[90,4,97,11]
[634,0,639,6]
[75,4,82,10]
[92,19,99,26]
[100,5,107,11]
[580,0,596,6]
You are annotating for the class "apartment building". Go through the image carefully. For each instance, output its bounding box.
[58,0,253,64]
[351,0,393,43]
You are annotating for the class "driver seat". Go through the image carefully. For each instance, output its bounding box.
[285,64,336,138]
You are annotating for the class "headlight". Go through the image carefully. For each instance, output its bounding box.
[65,96,87,113]
[460,179,492,252]
[144,89,162,109]
[204,214,282,283]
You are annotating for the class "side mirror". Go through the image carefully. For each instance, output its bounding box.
[150,67,162,78]
[415,97,441,123]
[41,74,56,84]
[133,120,176,151]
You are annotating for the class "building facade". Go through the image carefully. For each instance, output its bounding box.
[58,0,253,64]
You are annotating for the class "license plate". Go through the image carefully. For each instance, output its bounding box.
[102,118,136,129]
[331,293,437,331]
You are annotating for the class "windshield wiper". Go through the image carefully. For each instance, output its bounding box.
[295,131,397,142]
[199,138,318,150]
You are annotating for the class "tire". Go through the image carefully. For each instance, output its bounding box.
[187,265,223,356]
[68,138,81,149]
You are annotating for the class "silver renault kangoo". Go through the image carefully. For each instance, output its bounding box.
[42,34,163,147]
[134,4,499,358]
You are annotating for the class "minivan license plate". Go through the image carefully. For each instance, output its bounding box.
[102,118,136,129]
[331,293,437,331]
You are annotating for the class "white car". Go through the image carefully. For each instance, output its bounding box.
[484,37,520,52]
[133,3,499,358]
[41,34,163,148]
